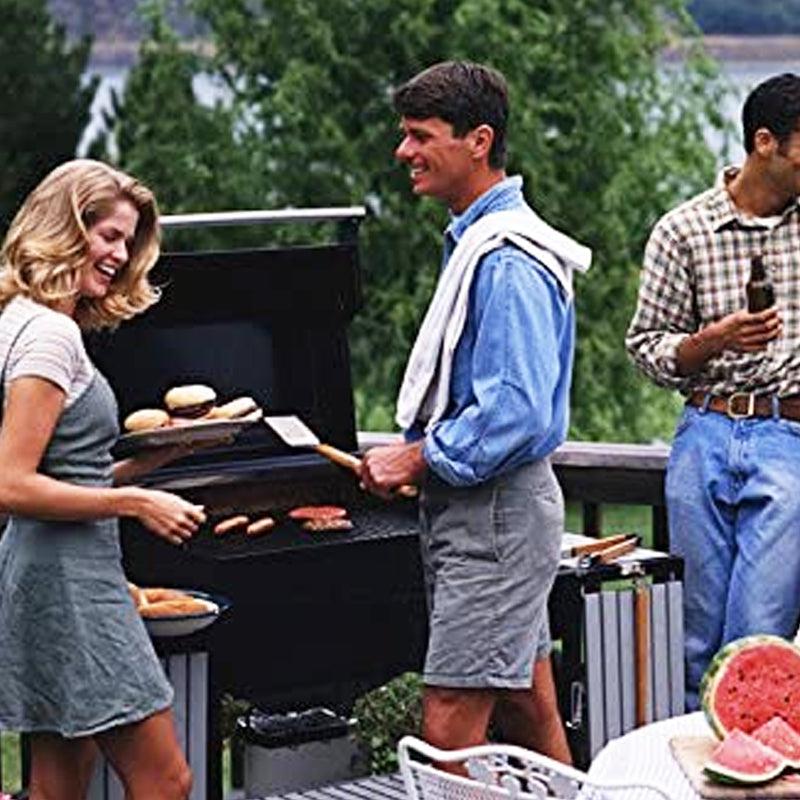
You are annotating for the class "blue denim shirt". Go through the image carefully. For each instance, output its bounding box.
[412,175,575,486]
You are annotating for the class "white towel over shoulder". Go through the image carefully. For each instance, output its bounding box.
[395,207,592,432]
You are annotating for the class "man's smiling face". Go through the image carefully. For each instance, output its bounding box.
[394,116,478,212]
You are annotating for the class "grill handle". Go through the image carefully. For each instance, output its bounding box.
[160,207,367,230]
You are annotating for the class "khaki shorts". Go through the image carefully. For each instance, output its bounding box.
[419,458,563,689]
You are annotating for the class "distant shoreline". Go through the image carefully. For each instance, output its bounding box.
[87,33,800,70]
[699,34,800,60]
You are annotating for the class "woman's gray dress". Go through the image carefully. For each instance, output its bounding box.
[0,346,173,737]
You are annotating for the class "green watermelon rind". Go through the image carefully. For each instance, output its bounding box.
[703,729,787,786]
[700,635,800,739]
[703,762,785,786]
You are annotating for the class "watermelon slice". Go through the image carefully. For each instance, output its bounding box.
[751,716,800,769]
[701,635,800,738]
[704,729,786,785]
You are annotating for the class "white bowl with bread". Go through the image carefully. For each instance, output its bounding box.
[129,584,229,637]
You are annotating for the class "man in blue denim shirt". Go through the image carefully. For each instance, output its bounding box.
[362,62,588,759]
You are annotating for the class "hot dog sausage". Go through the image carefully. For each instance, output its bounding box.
[213,515,250,535]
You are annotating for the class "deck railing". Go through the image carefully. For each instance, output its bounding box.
[551,440,670,550]
[358,435,671,551]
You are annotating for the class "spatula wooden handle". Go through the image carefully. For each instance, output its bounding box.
[315,443,362,471]
[314,444,418,497]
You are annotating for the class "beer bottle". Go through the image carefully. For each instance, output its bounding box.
[746,255,775,312]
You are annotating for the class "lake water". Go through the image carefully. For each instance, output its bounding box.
[80,58,798,161]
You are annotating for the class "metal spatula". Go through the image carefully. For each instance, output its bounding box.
[264,415,417,497]
[264,415,361,472]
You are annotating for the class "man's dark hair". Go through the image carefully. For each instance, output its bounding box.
[742,72,800,154]
[393,61,509,169]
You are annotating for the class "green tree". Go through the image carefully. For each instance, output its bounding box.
[0,0,97,231]
[89,0,266,250]
[108,0,731,442]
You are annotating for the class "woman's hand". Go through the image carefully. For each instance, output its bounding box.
[124,487,206,546]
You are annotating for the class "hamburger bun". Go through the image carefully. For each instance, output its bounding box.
[124,408,171,433]
[207,396,260,421]
[164,384,217,418]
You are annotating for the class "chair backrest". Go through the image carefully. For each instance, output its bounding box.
[397,736,674,800]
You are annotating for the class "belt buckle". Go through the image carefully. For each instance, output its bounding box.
[726,392,755,419]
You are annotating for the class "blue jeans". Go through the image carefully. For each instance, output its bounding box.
[667,404,800,710]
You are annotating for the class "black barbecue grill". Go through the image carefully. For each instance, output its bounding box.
[87,209,429,722]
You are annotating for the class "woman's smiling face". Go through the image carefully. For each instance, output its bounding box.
[78,198,139,301]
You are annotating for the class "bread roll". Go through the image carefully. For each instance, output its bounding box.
[124,408,171,433]
[140,597,217,617]
[141,587,189,604]
[164,385,217,418]
[207,396,259,420]
[128,581,146,609]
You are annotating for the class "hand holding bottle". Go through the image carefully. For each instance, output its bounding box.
[746,255,776,312]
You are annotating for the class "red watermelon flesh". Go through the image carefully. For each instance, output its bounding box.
[704,729,786,785]
[703,636,800,737]
[751,716,800,768]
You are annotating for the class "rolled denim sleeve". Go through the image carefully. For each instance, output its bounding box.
[423,250,568,486]
[625,221,696,391]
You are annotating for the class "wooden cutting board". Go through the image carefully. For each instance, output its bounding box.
[670,736,800,799]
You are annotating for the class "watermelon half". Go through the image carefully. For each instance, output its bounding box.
[701,635,800,738]
[704,729,786,785]
[751,716,800,769]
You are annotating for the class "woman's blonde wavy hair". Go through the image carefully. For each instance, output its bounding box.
[0,159,161,330]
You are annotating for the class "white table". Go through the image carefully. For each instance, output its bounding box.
[587,712,712,800]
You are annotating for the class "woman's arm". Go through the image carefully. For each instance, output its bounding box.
[0,377,205,544]
[113,445,192,485]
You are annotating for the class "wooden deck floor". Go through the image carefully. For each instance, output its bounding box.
[256,773,406,800]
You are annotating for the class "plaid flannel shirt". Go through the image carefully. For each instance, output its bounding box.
[626,169,800,397]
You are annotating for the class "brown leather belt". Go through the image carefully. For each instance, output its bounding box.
[687,391,800,421]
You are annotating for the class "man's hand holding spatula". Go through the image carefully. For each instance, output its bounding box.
[360,440,427,500]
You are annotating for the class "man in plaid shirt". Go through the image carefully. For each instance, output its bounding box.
[627,73,800,709]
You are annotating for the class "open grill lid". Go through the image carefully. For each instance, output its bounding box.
[87,209,365,472]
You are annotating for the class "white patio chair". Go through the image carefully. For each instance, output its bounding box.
[397,736,674,800]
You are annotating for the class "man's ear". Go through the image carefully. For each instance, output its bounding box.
[469,124,495,162]
[753,127,778,157]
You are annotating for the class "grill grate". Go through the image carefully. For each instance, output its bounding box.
[186,503,419,561]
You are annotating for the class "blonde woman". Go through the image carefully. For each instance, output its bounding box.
[0,160,205,800]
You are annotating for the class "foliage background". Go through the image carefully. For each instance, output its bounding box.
[85,0,733,444]
[0,0,740,443]
[0,0,96,230]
